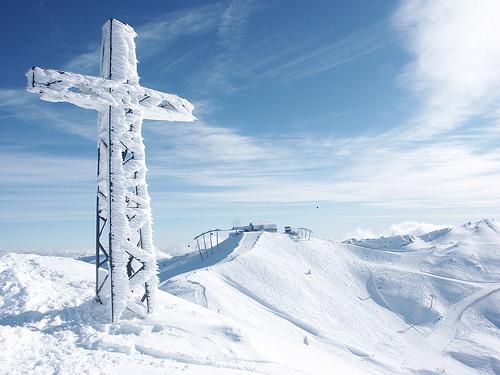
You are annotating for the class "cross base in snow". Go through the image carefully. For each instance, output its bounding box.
[27,19,195,322]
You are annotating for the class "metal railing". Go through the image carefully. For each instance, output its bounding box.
[193,229,227,260]
[290,227,313,240]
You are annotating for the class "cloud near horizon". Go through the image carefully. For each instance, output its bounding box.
[342,220,451,240]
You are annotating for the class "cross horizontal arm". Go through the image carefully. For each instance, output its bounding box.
[26,67,196,122]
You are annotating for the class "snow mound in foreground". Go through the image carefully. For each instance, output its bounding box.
[0,253,364,375]
[162,220,500,375]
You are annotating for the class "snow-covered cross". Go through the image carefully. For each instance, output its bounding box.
[26,19,195,322]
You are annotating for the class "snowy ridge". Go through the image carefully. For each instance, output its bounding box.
[163,220,500,374]
[1,220,499,374]
[344,218,500,251]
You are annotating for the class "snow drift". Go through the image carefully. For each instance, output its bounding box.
[0,253,364,374]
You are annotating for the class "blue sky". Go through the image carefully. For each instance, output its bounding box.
[1,0,500,251]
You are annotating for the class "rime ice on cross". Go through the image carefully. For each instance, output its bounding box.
[26,19,195,322]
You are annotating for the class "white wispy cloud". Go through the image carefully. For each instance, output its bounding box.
[217,0,253,50]
[0,153,95,222]
[0,88,34,107]
[343,221,451,240]
[388,221,451,236]
[201,17,395,93]
[136,4,224,58]
[1,153,94,186]
[243,22,395,83]
[147,120,273,164]
[142,116,500,210]
[392,0,500,138]
[6,117,500,222]
[64,48,100,75]
[0,88,96,140]
[63,4,225,75]
[200,0,260,93]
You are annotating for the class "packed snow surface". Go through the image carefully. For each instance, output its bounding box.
[1,219,499,374]
[0,253,360,374]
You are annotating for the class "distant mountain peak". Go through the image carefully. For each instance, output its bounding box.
[344,218,500,249]
[462,218,498,233]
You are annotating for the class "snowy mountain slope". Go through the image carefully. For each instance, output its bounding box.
[158,232,261,282]
[0,253,366,374]
[1,219,498,374]
[162,220,500,374]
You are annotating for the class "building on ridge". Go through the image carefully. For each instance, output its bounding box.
[233,222,278,233]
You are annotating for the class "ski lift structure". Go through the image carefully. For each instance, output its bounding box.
[193,229,223,260]
[232,222,277,233]
[285,226,313,240]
